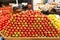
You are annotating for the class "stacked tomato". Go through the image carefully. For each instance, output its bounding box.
[0,10,59,37]
[0,7,12,31]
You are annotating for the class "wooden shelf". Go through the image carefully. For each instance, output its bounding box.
[5,37,60,40]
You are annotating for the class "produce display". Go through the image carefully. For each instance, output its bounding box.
[0,8,59,37]
[48,14,60,33]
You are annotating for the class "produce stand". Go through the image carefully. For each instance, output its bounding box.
[0,8,60,40]
[0,0,60,40]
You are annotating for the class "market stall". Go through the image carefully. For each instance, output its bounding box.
[0,0,60,40]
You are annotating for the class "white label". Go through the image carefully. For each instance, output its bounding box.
[33,6,38,10]
[56,15,60,19]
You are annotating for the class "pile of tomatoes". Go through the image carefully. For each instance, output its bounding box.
[0,8,59,37]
